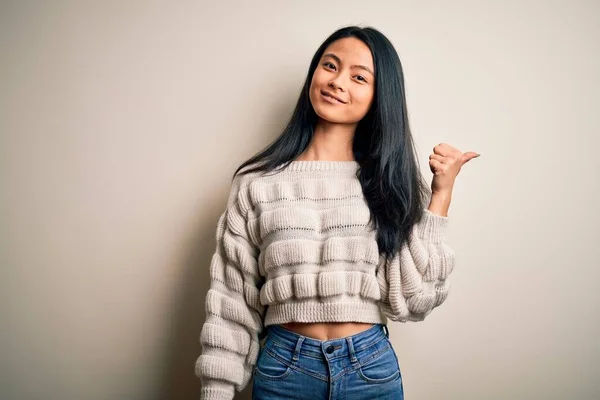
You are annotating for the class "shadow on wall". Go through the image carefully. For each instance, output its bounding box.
[157,189,256,400]
[157,81,296,400]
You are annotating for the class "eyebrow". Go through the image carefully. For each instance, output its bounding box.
[322,52,374,76]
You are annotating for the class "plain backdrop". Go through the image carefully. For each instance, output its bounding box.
[1,1,599,399]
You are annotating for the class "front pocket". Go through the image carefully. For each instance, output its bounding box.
[254,346,293,381]
[357,344,400,384]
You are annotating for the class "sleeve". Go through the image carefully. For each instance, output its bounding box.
[376,209,456,322]
[194,174,266,400]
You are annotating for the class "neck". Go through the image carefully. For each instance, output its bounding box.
[297,118,357,161]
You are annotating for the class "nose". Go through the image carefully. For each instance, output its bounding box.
[328,78,345,92]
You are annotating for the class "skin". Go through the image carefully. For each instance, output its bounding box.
[296,37,375,163]
[285,38,479,341]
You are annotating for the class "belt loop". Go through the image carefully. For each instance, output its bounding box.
[383,324,390,338]
[345,336,358,363]
[292,336,304,361]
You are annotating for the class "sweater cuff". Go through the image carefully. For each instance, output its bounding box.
[416,209,449,244]
[200,380,235,400]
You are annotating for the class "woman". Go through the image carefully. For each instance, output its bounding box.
[195,25,478,400]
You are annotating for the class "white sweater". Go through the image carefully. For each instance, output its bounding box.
[195,160,455,399]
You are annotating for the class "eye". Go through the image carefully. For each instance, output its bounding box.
[323,61,336,70]
[355,75,367,83]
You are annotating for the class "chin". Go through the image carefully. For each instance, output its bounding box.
[312,99,366,125]
[314,109,345,124]
[311,102,349,124]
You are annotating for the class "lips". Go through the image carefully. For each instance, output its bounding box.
[321,90,347,104]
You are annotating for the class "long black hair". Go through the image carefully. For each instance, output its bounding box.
[232,25,431,264]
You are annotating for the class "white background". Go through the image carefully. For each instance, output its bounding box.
[2,1,599,399]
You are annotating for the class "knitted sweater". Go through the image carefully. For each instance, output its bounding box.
[195,160,455,400]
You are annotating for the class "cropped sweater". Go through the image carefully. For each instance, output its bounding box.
[194,160,455,400]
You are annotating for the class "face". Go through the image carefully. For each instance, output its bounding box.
[309,37,375,125]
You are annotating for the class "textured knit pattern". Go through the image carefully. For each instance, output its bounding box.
[195,160,455,399]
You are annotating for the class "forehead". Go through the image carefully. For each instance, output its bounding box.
[322,37,374,70]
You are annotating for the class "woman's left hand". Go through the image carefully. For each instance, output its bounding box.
[429,143,479,195]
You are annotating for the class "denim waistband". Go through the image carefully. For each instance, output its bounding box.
[265,323,390,361]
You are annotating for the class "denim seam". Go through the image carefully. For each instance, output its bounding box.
[345,342,392,374]
[265,346,331,382]
[268,330,386,355]
[269,337,329,360]
[256,347,294,381]
[261,338,394,383]
[357,368,400,384]
[292,364,329,382]
[359,342,392,367]
[328,335,387,361]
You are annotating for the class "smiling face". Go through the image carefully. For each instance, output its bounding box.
[309,37,375,125]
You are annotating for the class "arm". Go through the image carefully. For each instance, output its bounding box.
[377,142,475,322]
[427,189,451,217]
[377,208,455,322]
[195,173,265,400]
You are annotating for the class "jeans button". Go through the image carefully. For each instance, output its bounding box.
[325,345,334,354]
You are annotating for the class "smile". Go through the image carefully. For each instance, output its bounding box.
[320,90,346,104]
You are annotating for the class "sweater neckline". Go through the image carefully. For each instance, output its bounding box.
[285,160,360,172]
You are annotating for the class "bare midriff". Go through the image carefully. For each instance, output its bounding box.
[279,322,375,341]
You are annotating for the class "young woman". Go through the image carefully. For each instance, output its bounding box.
[195,26,478,400]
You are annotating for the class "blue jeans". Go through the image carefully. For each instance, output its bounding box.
[252,323,404,400]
